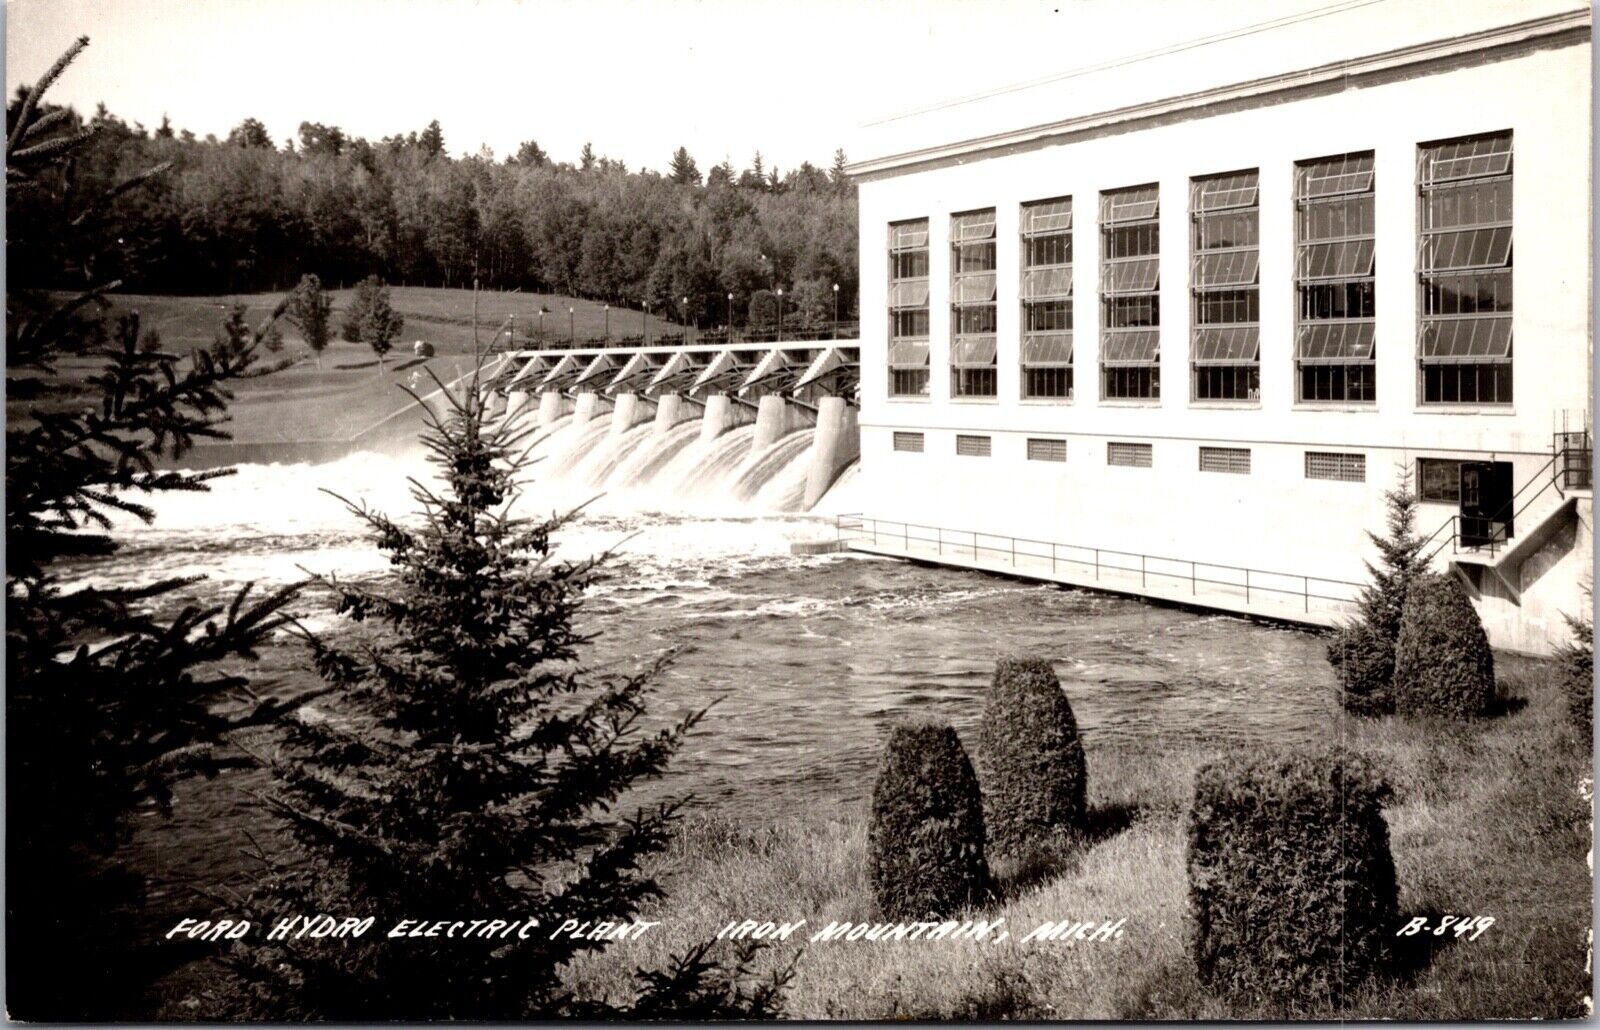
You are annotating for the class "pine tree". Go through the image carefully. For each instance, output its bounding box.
[580,140,596,171]
[418,118,445,158]
[231,374,791,1019]
[285,273,334,368]
[1328,468,1425,714]
[669,145,701,185]
[6,37,311,1019]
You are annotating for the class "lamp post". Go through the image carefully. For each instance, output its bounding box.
[508,311,516,350]
[604,303,610,342]
[538,308,546,344]
[832,282,840,336]
[568,306,575,344]
[727,292,734,343]
[682,295,690,345]
[776,287,784,342]
[643,301,649,346]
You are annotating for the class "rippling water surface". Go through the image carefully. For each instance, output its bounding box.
[71,435,1339,910]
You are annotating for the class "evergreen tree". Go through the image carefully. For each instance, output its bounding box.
[830,147,850,193]
[580,140,596,171]
[1328,468,1425,714]
[285,272,334,368]
[6,37,311,1019]
[418,118,445,158]
[231,374,791,1019]
[669,145,701,185]
[513,138,548,166]
[227,116,274,149]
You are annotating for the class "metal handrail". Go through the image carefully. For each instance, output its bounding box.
[508,321,861,353]
[1420,439,1581,564]
[833,513,1364,612]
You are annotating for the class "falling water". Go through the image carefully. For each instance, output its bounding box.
[602,419,703,490]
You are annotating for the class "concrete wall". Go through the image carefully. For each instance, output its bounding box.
[854,31,1592,653]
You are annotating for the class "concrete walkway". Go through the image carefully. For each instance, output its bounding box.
[840,523,1361,628]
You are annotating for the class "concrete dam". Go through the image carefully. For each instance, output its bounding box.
[494,340,860,511]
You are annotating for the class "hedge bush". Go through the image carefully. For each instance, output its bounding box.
[1391,572,1495,719]
[868,718,989,920]
[978,656,1087,852]
[1187,746,1397,1004]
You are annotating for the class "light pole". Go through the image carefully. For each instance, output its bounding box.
[568,306,575,344]
[727,292,734,343]
[643,301,649,346]
[538,308,546,344]
[682,295,690,345]
[604,303,610,342]
[832,282,840,336]
[509,311,516,350]
[776,287,784,342]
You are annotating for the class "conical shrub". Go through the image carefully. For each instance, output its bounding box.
[1392,572,1495,719]
[978,655,1088,852]
[1187,746,1397,1004]
[868,718,988,920]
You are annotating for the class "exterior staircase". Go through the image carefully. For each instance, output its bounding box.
[1420,430,1592,653]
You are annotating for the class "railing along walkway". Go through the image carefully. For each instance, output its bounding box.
[835,514,1364,627]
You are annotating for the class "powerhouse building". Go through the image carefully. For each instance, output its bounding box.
[846,3,1593,654]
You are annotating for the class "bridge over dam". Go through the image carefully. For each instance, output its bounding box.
[493,337,860,512]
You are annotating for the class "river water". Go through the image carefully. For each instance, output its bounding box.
[69,424,1339,916]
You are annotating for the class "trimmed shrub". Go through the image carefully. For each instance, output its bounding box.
[868,718,989,920]
[978,655,1087,851]
[1187,746,1397,1004]
[1326,620,1394,716]
[1391,572,1495,719]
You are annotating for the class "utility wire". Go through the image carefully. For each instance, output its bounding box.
[864,0,1393,127]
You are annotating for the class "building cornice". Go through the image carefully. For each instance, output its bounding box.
[846,8,1591,182]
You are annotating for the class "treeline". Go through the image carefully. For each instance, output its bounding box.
[6,98,859,327]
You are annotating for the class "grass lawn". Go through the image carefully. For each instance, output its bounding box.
[565,655,1592,1020]
[8,288,680,445]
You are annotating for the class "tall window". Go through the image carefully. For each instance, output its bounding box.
[1020,198,1073,399]
[1100,185,1160,400]
[1295,153,1375,403]
[887,219,930,396]
[1190,171,1260,401]
[950,209,998,397]
[1418,132,1513,405]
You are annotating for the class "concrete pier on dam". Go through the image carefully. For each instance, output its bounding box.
[495,339,860,511]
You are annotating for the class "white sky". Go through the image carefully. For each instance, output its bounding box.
[3,0,1571,173]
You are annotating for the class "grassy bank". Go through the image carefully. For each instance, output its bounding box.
[9,288,679,445]
[566,655,1591,1020]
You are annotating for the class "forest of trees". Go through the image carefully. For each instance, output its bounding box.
[6,97,859,328]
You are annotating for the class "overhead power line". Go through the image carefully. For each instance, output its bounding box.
[863,0,1393,127]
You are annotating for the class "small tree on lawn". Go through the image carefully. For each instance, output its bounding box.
[231,372,791,1019]
[357,275,404,370]
[1327,467,1425,715]
[7,37,311,1019]
[286,273,333,368]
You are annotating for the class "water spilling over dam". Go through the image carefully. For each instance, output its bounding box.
[494,340,861,513]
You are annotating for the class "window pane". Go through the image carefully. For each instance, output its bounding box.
[1193,327,1260,365]
[1102,330,1161,366]
[1024,300,1072,332]
[1296,321,1375,362]
[1420,317,1512,362]
[1420,226,1512,272]
[1022,331,1073,365]
[1022,266,1073,299]
[952,209,997,241]
[1022,198,1072,234]
[1103,258,1161,293]
[1298,239,1375,280]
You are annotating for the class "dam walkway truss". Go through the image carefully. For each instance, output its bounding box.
[494,338,860,511]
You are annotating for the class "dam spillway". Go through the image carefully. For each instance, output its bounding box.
[498,339,860,513]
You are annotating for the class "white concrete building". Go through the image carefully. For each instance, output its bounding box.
[845,2,1593,654]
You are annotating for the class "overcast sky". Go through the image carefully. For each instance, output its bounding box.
[3,0,1534,174]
